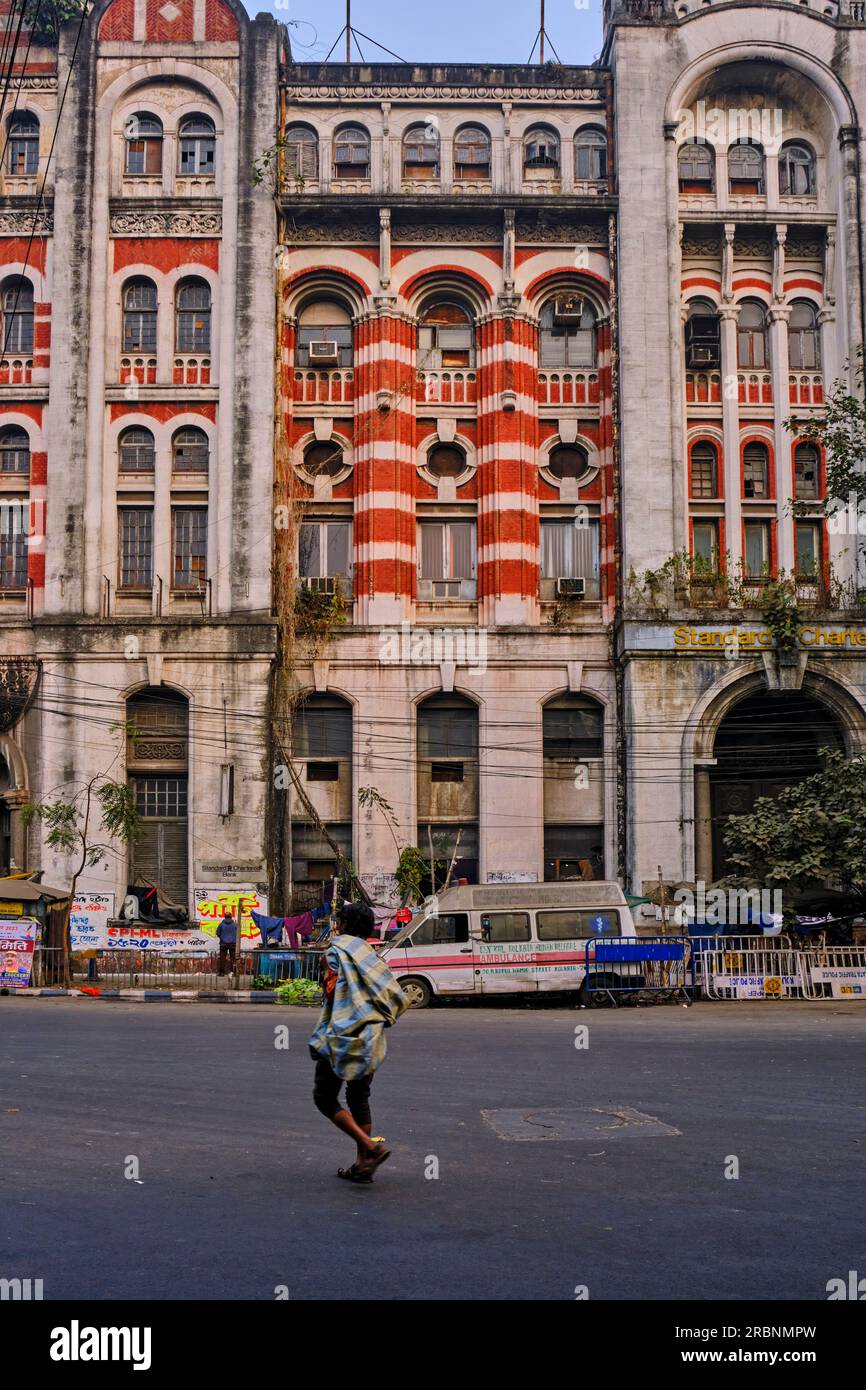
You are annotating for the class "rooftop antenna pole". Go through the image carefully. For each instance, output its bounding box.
[540,0,544,64]
[346,0,351,62]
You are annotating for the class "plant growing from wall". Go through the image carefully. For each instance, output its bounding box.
[21,0,88,45]
[786,346,866,519]
[753,574,802,653]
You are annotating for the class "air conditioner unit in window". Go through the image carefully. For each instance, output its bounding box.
[556,577,586,599]
[685,316,721,369]
[432,579,460,598]
[687,346,717,367]
[553,294,585,325]
[309,341,340,365]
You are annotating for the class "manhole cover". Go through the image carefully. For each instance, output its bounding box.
[481,1104,681,1141]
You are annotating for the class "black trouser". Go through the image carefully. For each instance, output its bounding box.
[217,942,236,975]
[311,1050,373,1127]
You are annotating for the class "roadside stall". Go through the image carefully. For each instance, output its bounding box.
[0,877,70,988]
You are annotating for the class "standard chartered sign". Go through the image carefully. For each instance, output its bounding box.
[622,623,866,652]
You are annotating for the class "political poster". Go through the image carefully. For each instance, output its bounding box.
[193,886,269,952]
[70,893,116,951]
[0,917,38,989]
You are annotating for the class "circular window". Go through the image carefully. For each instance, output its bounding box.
[302,441,345,479]
[426,443,466,479]
[547,444,589,481]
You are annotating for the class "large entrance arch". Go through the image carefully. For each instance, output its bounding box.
[709,690,845,878]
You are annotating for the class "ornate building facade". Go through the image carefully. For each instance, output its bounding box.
[2,0,866,913]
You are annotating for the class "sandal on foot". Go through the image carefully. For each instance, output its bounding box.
[337,1164,373,1184]
[356,1139,391,1177]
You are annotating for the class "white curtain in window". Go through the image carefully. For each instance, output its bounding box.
[420,524,444,579]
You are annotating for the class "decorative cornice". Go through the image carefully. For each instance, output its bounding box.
[0,207,53,235]
[109,209,222,236]
[285,83,604,104]
[15,75,58,91]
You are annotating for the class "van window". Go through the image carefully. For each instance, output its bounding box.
[411,913,469,946]
[480,912,531,942]
[536,909,621,940]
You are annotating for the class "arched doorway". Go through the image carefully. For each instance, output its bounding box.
[709,690,845,878]
[417,693,479,890]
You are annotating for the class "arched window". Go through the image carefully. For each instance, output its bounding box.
[118,426,155,473]
[743,441,770,498]
[1,278,34,354]
[403,123,440,180]
[178,114,216,176]
[678,139,714,193]
[524,126,559,173]
[728,139,765,195]
[779,141,816,197]
[296,300,353,368]
[333,125,370,179]
[302,440,345,479]
[543,694,603,760]
[788,301,821,371]
[454,125,490,180]
[172,427,209,472]
[293,694,352,759]
[124,113,163,176]
[794,442,820,500]
[417,301,475,369]
[175,279,211,354]
[547,443,589,481]
[685,298,721,368]
[426,442,466,479]
[539,295,597,368]
[575,126,607,181]
[690,441,719,498]
[737,300,768,369]
[7,111,38,176]
[0,426,29,475]
[284,125,318,180]
[122,279,157,354]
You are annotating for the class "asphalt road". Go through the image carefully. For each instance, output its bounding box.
[2,997,864,1301]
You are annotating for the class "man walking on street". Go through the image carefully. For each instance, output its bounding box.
[217,907,238,976]
[309,900,409,1184]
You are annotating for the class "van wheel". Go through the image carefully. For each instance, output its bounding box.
[399,977,432,1009]
[579,974,614,1007]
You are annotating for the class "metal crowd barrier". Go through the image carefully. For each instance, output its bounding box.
[701,944,803,1000]
[58,948,325,992]
[584,936,692,1006]
[798,946,866,1001]
[688,935,793,994]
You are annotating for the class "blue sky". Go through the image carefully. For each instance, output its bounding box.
[252,0,604,67]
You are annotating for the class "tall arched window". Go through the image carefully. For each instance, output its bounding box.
[403,123,440,179]
[779,141,816,197]
[542,693,605,883]
[737,300,768,369]
[678,139,714,193]
[794,442,820,500]
[122,279,158,354]
[524,126,559,174]
[743,441,770,498]
[690,441,719,498]
[119,426,155,473]
[0,426,30,475]
[788,301,821,371]
[539,295,597,368]
[178,114,216,176]
[7,111,39,175]
[124,113,163,176]
[1,278,34,354]
[296,300,353,368]
[284,125,318,180]
[574,126,607,181]
[684,298,721,368]
[417,301,475,369]
[333,125,370,179]
[454,125,491,180]
[291,695,353,890]
[172,427,209,472]
[175,279,211,353]
[127,688,189,905]
[728,140,765,195]
[417,692,479,890]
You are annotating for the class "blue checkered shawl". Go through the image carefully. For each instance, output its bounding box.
[309,934,409,1080]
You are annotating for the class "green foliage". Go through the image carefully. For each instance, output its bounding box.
[722,750,866,910]
[786,346,866,516]
[753,575,801,652]
[21,779,141,872]
[275,976,323,1005]
[21,0,88,44]
[294,582,349,637]
[395,845,430,905]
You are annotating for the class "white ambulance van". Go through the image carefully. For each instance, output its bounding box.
[381,880,636,1007]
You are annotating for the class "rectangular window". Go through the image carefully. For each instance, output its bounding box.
[411,913,469,946]
[306,761,339,782]
[795,522,821,578]
[690,448,717,498]
[744,521,770,579]
[479,912,531,943]
[431,761,464,783]
[0,500,27,588]
[126,139,162,176]
[133,776,188,818]
[298,520,352,581]
[119,507,153,590]
[418,521,476,596]
[540,519,600,591]
[692,520,719,572]
[172,508,207,590]
[536,909,621,941]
